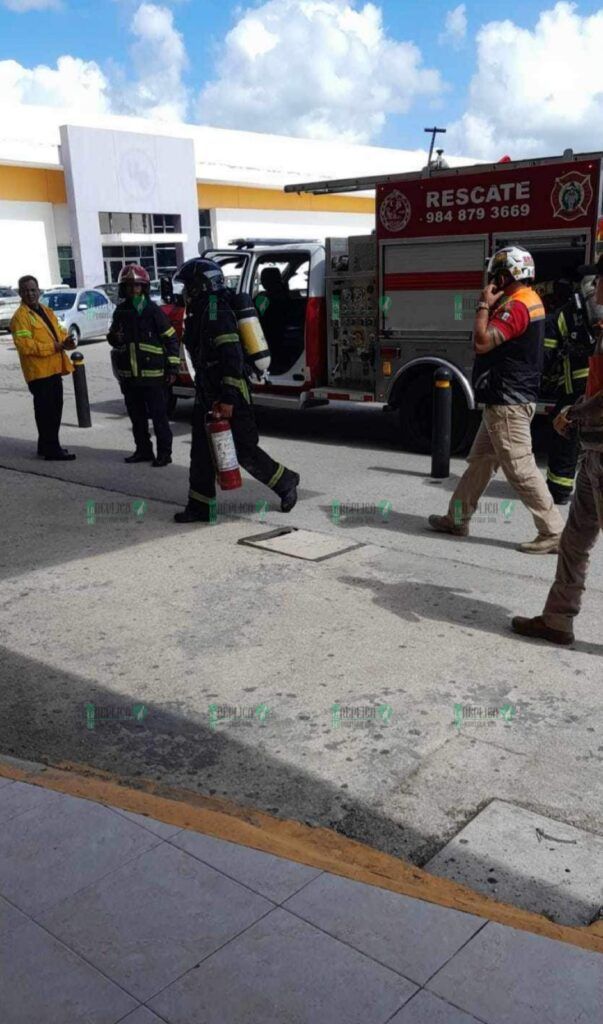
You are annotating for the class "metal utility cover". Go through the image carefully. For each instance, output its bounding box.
[238,528,363,562]
[425,800,603,926]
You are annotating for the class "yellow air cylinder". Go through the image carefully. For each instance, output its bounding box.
[231,293,271,378]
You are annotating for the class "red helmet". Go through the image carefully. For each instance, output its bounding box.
[118,264,150,285]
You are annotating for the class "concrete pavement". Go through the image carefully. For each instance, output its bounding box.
[0,336,602,927]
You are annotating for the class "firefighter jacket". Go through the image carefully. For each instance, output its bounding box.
[183,292,250,406]
[472,286,544,405]
[543,301,592,399]
[108,297,179,386]
[10,302,74,383]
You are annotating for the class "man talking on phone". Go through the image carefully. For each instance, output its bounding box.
[428,246,564,552]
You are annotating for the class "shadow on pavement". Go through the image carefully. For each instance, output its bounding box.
[318,506,522,551]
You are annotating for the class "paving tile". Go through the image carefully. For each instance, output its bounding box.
[389,989,484,1023]
[425,800,603,926]
[0,794,159,915]
[40,840,273,1002]
[108,804,183,839]
[149,906,417,1024]
[0,913,137,1024]
[283,871,484,984]
[171,829,322,902]
[0,779,68,824]
[117,1009,167,1024]
[428,921,603,1024]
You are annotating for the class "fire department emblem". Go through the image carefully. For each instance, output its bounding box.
[379,189,412,233]
[550,172,593,221]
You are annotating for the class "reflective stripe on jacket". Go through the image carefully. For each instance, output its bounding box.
[108,298,179,386]
[10,303,74,383]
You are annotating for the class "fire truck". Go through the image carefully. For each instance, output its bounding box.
[166,151,603,452]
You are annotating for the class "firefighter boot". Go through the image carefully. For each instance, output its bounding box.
[125,450,154,464]
[174,505,213,524]
[279,471,300,513]
[511,615,574,646]
[427,514,469,537]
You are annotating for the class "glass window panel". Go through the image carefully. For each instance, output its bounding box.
[102,246,124,258]
[199,209,212,231]
[112,213,131,233]
[99,213,111,233]
[130,213,145,234]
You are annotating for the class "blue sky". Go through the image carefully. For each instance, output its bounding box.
[2,1,603,158]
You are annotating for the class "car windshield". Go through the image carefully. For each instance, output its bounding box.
[41,292,76,311]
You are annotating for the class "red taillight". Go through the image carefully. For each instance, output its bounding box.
[304,297,327,386]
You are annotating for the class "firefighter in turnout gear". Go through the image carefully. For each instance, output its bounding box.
[173,258,300,523]
[108,264,180,467]
[544,276,597,503]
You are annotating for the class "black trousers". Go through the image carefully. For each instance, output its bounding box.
[187,389,296,511]
[547,393,583,500]
[28,373,64,456]
[121,384,173,457]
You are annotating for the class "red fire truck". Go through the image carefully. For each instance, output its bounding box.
[166,151,603,452]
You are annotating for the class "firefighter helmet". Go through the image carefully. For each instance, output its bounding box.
[175,258,225,297]
[118,264,150,286]
[487,246,535,284]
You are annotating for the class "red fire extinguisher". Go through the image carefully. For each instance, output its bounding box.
[206,415,242,490]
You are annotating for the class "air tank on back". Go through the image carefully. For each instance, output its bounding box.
[229,291,271,380]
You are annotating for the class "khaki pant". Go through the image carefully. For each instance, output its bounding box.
[542,450,603,632]
[447,404,564,537]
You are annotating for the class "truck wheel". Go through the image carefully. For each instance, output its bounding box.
[397,374,477,455]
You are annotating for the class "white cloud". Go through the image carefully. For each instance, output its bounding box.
[3,0,60,9]
[0,3,188,124]
[438,4,466,48]
[449,2,603,159]
[0,55,110,111]
[198,0,444,143]
[119,2,188,121]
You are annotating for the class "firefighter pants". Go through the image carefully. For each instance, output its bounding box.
[121,383,172,457]
[447,403,565,537]
[187,390,297,514]
[28,372,64,457]
[542,451,603,632]
[546,393,584,502]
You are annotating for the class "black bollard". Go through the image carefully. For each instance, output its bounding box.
[431,367,452,479]
[71,351,92,428]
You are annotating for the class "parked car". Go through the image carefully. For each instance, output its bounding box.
[95,279,161,305]
[0,287,20,333]
[40,287,115,343]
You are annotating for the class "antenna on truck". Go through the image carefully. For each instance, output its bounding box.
[424,126,447,175]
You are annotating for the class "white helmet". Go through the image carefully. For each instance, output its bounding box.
[487,246,535,283]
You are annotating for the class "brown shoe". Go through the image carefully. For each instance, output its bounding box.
[518,534,561,554]
[511,615,574,646]
[428,514,468,537]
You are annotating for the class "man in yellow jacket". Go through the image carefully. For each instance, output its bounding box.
[10,275,77,461]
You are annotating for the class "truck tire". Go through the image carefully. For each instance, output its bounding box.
[397,373,477,455]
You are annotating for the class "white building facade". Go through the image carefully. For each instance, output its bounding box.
[0,105,468,289]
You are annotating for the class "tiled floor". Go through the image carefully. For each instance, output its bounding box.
[0,778,601,1024]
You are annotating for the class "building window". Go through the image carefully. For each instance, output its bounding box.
[58,246,76,287]
[98,212,175,235]
[199,209,212,233]
[102,243,180,283]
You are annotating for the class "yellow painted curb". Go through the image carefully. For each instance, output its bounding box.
[1,757,601,955]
